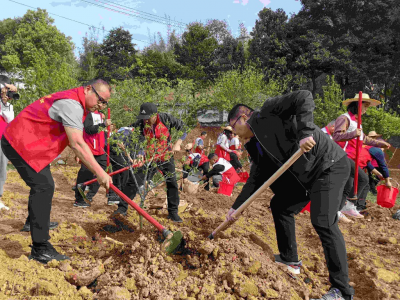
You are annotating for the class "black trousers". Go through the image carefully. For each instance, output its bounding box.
[344,158,369,209]
[270,155,354,298]
[1,136,54,248]
[229,152,242,171]
[118,158,180,213]
[74,154,107,202]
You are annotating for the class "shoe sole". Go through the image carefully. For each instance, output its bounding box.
[275,261,301,275]
[341,211,364,218]
[107,202,120,205]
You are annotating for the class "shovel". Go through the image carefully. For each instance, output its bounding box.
[208,148,304,240]
[109,183,184,254]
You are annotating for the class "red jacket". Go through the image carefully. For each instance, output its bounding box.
[4,87,86,172]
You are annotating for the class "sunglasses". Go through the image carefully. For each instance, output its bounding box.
[230,115,242,130]
[92,86,108,106]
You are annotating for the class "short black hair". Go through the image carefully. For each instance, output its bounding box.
[347,101,368,115]
[201,131,207,136]
[208,153,218,160]
[228,103,254,122]
[85,78,111,92]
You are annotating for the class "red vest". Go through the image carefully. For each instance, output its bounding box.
[188,152,209,167]
[83,111,106,156]
[143,114,171,162]
[0,116,8,138]
[4,87,86,172]
[215,158,240,185]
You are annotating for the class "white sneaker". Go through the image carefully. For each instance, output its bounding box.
[338,211,353,223]
[341,201,364,219]
[0,200,9,211]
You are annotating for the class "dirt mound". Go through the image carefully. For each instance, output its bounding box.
[1,125,400,299]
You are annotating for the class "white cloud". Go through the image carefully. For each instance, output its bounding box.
[152,8,157,14]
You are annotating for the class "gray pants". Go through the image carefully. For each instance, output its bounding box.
[212,175,222,187]
[0,147,8,196]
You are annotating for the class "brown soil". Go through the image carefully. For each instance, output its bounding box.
[1,125,400,300]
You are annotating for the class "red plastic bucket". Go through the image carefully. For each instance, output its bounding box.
[218,182,234,196]
[377,185,399,208]
[238,171,249,183]
[301,201,311,213]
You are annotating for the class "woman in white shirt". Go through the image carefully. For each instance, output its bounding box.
[0,76,17,210]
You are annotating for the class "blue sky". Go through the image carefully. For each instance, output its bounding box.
[2,0,302,56]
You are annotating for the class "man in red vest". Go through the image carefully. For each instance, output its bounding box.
[1,79,112,264]
[202,152,240,190]
[113,102,186,222]
[73,102,114,207]
[194,131,207,154]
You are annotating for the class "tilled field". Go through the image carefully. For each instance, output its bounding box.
[0,126,400,300]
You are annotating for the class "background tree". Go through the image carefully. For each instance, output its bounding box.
[94,27,138,81]
[78,26,104,82]
[174,23,218,87]
[0,9,78,114]
[248,8,292,81]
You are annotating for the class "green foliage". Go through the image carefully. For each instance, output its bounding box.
[94,27,137,81]
[0,9,78,115]
[0,9,75,71]
[109,78,198,129]
[362,105,400,140]
[174,23,219,86]
[313,75,345,128]
[14,50,78,115]
[196,66,287,112]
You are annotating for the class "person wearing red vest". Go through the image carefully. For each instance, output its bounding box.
[194,131,207,154]
[183,143,210,190]
[1,79,112,264]
[0,75,19,211]
[216,126,243,171]
[333,94,390,212]
[73,102,113,207]
[113,102,187,223]
[202,153,240,190]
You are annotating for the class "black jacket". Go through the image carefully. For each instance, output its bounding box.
[232,90,346,209]
[130,112,186,143]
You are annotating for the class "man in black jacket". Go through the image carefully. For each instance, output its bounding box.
[113,102,187,223]
[226,91,354,300]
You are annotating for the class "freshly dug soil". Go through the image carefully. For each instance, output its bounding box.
[1,125,400,300]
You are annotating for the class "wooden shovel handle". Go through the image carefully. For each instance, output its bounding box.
[210,148,304,238]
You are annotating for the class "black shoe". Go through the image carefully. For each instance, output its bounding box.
[112,208,127,216]
[29,244,70,264]
[73,201,90,208]
[20,221,59,232]
[86,192,96,202]
[167,212,183,223]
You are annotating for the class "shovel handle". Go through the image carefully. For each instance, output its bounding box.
[210,148,304,239]
[109,184,166,232]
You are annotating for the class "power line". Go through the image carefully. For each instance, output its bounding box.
[7,0,150,44]
[79,0,186,29]
[92,0,187,27]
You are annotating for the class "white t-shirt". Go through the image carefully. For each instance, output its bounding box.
[217,133,229,149]
[230,137,240,149]
[0,101,14,123]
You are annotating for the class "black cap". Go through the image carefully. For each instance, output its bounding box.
[137,102,157,120]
